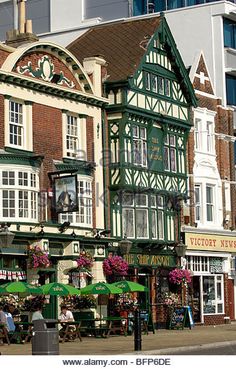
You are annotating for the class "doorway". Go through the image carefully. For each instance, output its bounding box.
[38,270,56,319]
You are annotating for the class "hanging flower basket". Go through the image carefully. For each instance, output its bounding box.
[28,245,51,269]
[168,268,192,286]
[102,255,128,276]
[76,251,94,270]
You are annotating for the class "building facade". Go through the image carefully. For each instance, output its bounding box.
[0,24,110,318]
[184,51,236,324]
[68,15,197,327]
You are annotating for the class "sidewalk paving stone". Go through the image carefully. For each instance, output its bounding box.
[0,323,236,355]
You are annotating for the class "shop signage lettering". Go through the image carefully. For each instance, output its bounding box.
[186,233,236,252]
[124,254,175,267]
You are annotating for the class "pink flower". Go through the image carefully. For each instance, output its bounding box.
[103,256,128,276]
[28,246,51,269]
[76,251,93,270]
[169,268,192,285]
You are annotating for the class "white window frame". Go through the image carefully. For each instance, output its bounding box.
[62,112,86,160]
[164,134,177,172]
[0,165,39,222]
[59,175,93,227]
[194,184,201,222]
[206,185,214,222]
[132,125,147,167]
[206,121,214,153]
[5,99,33,151]
[202,274,224,315]
[194,118,201,150]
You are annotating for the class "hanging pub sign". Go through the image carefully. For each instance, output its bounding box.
[53,175,78,213]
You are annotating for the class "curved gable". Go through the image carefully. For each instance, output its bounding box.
[1,41,94,95]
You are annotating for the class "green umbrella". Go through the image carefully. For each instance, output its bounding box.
[41,282,80,296]
[80,282,122,295]
[0,281,43,294]
[111,280,148,293]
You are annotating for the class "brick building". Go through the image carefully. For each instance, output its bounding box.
[0,18,110,318]
[183,51,236,324]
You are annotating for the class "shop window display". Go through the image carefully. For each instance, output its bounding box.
[203,275,224,314]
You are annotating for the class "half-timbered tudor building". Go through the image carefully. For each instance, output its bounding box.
[0,19,109,318]
[68,15,197,327]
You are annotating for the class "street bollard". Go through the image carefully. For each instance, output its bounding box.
[134,309,142,351]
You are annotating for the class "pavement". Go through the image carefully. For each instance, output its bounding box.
[1,323,236,355]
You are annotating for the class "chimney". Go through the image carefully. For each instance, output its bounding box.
[5,0,39,48]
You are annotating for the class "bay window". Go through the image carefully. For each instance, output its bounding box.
[122,192,166,240]
[60,176,93,227]
[0,167,39,221]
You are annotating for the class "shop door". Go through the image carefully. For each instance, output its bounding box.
[137,269,151,311]
[191,276,201,323]
[38,270,56,319]
[227,278,235,320]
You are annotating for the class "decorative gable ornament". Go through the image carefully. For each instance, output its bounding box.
[17,55,75,88]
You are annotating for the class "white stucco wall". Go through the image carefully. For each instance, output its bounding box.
[165,1,236,106]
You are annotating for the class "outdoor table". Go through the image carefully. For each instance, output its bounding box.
[59,321,82,343]
[79,317,128,338]
[13,322,33,343]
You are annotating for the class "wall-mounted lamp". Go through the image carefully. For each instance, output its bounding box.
[119,235,132,255]
[38,224,45,237]
[71,229,77,238]
[175,238,187,258]
[0,223,15,248]
[58,221,70,233]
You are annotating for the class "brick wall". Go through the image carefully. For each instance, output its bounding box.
[204,315,225,325]
[0,50,11,67]
[33,103,62,190]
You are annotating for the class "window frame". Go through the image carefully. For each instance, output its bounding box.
[59,175,93,228]
[0,166,39,222]
[5,99,33,151]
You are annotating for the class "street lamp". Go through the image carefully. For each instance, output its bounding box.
[175,238,187,258]
[0,223,15,248]
[119,235,132,255]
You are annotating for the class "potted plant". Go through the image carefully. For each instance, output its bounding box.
[28,245,51,269]
[102,255,129,277]
[76,251,94,271]
[168,268,192,286]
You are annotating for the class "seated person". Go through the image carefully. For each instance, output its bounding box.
[0,303,9,344]
[59,305,75,340]
[32,304,44,321]
[4,305,15,333]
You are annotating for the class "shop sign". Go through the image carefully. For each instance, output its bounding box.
[124,253,176,267]
[185,232,236,252]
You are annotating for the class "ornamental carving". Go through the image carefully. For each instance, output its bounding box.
[17,55,75,88]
